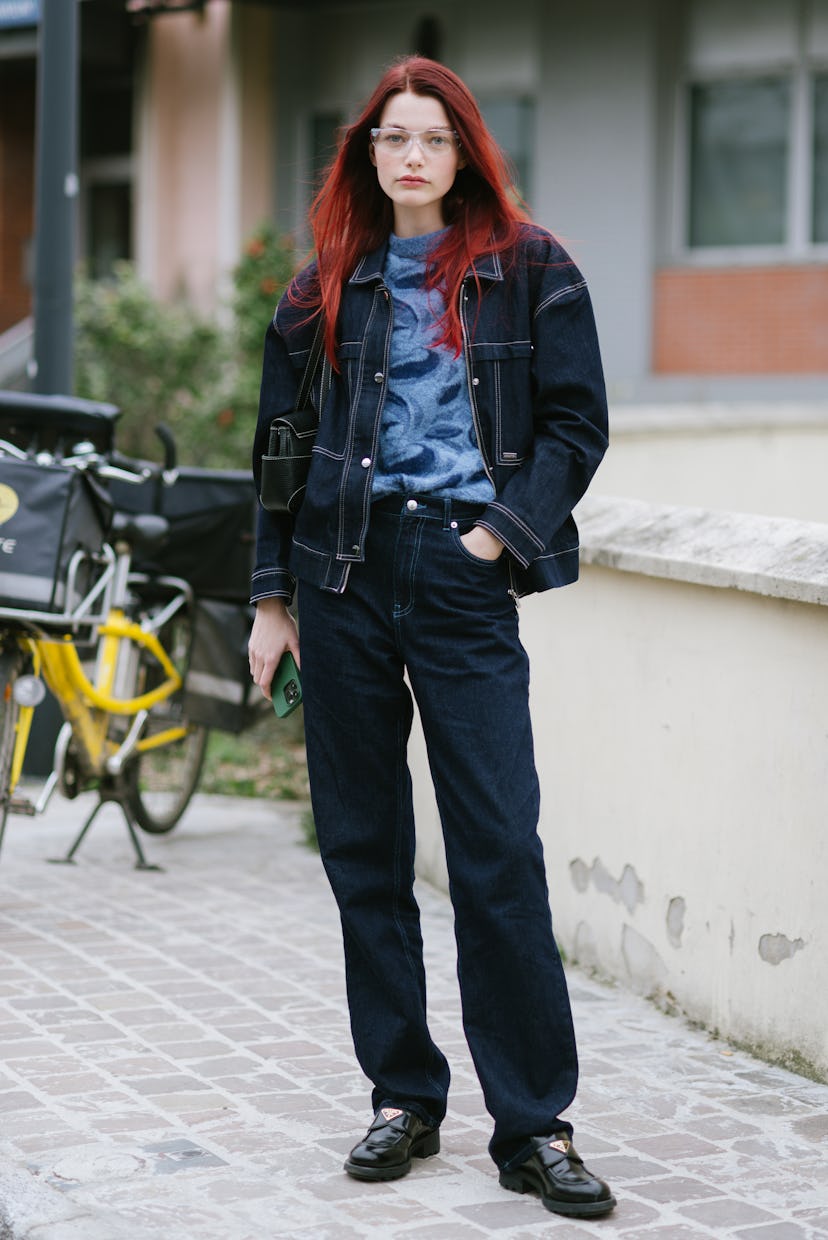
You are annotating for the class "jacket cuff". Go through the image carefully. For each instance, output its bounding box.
[476,501,545,569]
[250,567,296,605]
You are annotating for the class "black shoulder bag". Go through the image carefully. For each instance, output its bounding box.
[260,318,328,515]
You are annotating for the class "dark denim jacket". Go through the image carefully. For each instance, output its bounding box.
[251,223,608,603]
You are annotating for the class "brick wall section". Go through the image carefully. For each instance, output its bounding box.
[653,265,828,373]
[0,69,36,333]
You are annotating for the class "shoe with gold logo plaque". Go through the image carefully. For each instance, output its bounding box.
[499,1133,616,1217]
[344,1106,440,1181]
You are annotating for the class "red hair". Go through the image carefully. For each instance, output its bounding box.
[296,56,530,363]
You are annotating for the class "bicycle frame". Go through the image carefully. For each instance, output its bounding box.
[6,637,38,794]
[38,607,187,758]
[1,557,193,811]
[0,403,219,869]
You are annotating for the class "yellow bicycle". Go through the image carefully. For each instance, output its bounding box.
[0,391,254,869]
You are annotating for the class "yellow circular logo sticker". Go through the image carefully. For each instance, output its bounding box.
[0,484,19,526]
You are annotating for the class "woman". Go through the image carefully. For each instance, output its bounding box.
[248,56,615,1220]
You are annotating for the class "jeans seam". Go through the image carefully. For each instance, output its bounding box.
[390,514,443,1105]
[393,517,423,620]
[390,714,442,1103]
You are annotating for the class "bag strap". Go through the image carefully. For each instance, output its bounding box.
[294,316,326,413]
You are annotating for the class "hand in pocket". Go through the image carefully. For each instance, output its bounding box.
[459,526,504,562]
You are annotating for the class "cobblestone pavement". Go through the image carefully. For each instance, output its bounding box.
[0,790,826,1240]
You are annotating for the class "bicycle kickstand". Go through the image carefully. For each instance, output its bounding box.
[48,784,163,872]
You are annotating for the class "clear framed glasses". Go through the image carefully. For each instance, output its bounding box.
[370,127,460,157]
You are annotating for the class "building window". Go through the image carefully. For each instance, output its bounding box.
[79,0,136,277]
[478,96,534,205]
[814,74,828,242]
[689,78,790,247]
[86,180,131,280]
[683,0,828,254]
[310,112,343,196]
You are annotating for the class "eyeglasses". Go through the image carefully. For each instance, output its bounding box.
[370,127,460,157]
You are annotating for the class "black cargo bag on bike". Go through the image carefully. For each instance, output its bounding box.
[183,598,264,733]
[107,468,262,733]
[0,456,109,612]
[107,468,256,602]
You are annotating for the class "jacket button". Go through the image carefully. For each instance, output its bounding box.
[361,457,371,468]
[406,499,418,511]
[472,377,480,386]
[373,371,383,383]
[351,544,360,554]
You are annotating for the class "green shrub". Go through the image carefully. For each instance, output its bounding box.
[231,226,296,373]
[74,224,295,469]
[195,226,296,468]
[74,262,224,464]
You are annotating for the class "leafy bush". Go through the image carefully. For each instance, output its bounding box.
[74,224,295,469]
[198,226,296,468]
[231,227,295,376]
[74,262,223,464]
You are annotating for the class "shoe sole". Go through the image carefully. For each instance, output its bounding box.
[344,1130,440,1181]
[499,1170,616,1217]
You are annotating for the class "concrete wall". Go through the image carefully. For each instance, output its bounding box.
[412,497,828,1080]
[535,0,658,392]
[593,404,828,524]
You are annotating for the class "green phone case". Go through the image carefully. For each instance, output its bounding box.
[272,651,303,718]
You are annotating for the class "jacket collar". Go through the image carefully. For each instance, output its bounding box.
[349,241,388,284]
[348,236,505,285]
[467,249,503,281]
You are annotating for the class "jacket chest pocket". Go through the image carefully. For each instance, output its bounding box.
[310,341,364,460]
[469,340,533,466]
[335,341,364,399]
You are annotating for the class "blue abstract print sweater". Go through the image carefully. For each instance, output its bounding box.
[371,229,495,502]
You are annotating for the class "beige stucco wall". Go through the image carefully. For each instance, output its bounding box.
[412,500,828,1080]
[236,6,275,246]
[137,2,229,305]
[135,0,274,308]
[530,563,826,1076]
[594,405,828,525]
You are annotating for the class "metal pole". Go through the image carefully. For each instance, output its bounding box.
[31,0,79,395]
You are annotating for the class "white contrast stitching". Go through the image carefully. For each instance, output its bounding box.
[534,280,587,317]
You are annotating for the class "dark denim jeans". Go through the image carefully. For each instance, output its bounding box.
[297,494,578,1168]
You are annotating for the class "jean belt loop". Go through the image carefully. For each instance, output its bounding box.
[442,497,452,530]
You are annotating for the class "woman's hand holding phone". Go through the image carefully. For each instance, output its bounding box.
[248,597,300,701]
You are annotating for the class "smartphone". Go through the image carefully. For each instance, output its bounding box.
[272,650,303,718]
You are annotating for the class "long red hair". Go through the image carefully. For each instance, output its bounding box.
[296,56,530,362]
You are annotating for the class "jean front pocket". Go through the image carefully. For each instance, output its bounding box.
[449,523,505,569]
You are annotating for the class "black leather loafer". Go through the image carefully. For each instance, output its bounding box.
[499,1134,616,1217]
[344,1106,440,1181]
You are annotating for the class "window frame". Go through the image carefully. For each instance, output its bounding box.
[675,48,828,264]
[78,154,135,279]
[475,93,536,207]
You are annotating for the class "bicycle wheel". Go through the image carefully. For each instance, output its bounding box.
[0,646,23,850]
[122,606,209,835]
